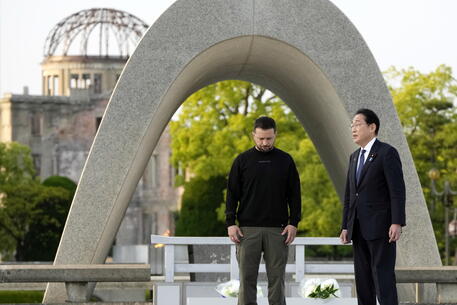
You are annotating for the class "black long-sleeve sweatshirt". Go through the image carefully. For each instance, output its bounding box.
[225,147,301,228]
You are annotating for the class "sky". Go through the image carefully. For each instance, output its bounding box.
[1,0,457,96]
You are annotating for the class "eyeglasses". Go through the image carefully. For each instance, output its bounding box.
[350,123,368,129]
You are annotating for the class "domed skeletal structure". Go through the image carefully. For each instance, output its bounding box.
[41,8,149,96]
[43,8,149,57]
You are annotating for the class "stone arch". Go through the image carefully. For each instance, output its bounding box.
[45,0,439,302]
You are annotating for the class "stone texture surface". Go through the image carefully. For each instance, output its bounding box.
[65,283,89,302]
[0,264,150,282]
[395,266,457,282]
[45,0,440,302]
[437,284,457,303]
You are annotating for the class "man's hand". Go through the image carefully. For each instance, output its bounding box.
[389,224,402,243]
[228,225,243,243]
[340,229,350,244]
[281,225,297,245]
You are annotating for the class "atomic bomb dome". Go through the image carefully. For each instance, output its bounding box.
[41,8,149,96]
[43,8,148,57]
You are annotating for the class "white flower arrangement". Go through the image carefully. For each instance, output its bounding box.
[215,280,263,298]
[299,278,341,299]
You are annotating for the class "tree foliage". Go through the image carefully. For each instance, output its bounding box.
[172,68,457,261]
[42,176,77,194]
[170,81,309,179]
[21,184,73,261]
[385,65,457,262]
[0,142,35,186]
[0,183,40,260]
[0,142,74,261]
[175,176,227,237]
[0,142,37,260]
[171,81,346,257]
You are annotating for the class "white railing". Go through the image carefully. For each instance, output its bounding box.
[150,235,353,283]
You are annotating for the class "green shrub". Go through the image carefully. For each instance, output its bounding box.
[20,186,73,261]
[42,176,77,195]
[175,176,227,236]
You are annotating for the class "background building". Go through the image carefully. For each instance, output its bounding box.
[0,8,181,260]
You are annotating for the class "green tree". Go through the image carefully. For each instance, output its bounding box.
[0,142,38,260]
[20,176,76,261]
[385,65,457,262]
[175,176,227,237]
[0,183,41,260]
[0,142,35,186]
[21,185,73,261]
[1,181,74,261]
[172,81,347,258]
[170,80,304,180]
[0,142,74,261]
[42,175,77,195]
[294,138,351,258]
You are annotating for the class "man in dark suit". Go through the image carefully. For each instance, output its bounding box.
[340,108,406,305]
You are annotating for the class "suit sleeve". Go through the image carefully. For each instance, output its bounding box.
[341,155,352,230]
[383,147,406,226]
[225,156,241,227]
[287,158,301,227]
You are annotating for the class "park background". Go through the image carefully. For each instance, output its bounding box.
[0,0,456,282]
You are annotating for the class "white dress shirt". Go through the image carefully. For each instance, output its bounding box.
[357,137,377,172]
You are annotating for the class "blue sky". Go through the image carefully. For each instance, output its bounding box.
[1,0,456,95]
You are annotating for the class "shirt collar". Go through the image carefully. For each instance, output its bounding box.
[360,137,377,156]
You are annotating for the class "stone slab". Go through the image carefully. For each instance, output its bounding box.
[154,283,181,305]
[0,264,150,283]
[187,298,357,305]
[396,266,457,283]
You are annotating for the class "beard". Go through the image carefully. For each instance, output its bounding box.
[256,145,273,152]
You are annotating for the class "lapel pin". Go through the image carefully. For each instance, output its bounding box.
[368,153,377,162]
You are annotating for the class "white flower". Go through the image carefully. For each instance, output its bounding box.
[299,278,340,299]
[320,279,341,297]
[303,284,316,298]
[299,278,320,298]
[215,280,263,298]
[216,280,239,298]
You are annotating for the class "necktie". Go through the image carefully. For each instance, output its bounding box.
[356,149,366,184]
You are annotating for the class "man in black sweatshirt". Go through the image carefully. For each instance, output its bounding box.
[226,116,301,305]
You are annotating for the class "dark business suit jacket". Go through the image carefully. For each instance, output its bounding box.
[341,139,406,241]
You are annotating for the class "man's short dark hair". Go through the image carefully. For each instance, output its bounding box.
[254,116,276,132]
[355,108,380,135]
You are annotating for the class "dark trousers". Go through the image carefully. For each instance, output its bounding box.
[236,227,288,305]
[352,220,398,305]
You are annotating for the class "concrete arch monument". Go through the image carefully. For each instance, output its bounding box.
[45,0,440,302]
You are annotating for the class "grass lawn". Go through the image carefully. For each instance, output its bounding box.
[0,291,44,303]
[0,289,152,303]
